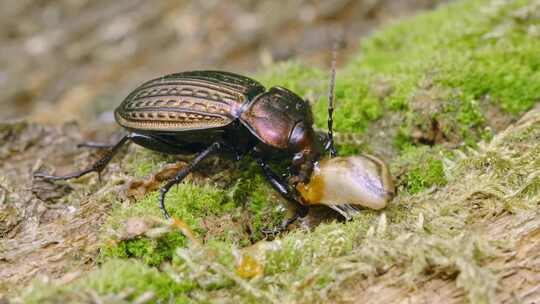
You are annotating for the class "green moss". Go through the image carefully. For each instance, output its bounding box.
[314,85,384,132]
[100,183,236,266]
[403,160,446,194]
[357,0,540,113]
[123,147,176,178]
[230,159,286,237]
[244,175,284,240]
[393,146,448,194]
[22,259,192,303]
[83,260,191,299]
[19,0,540,303]
[101,233,187,267]
[112,184,234,227]
[102,157,287,265]
[332,143,362,156]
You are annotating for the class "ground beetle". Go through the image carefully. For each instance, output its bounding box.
[35,58,394,233]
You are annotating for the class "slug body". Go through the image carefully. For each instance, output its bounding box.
[296,154,394,217]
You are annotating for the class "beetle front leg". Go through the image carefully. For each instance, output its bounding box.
[34,135,131,181]
[159,142,223,218]
[256,158,309,235]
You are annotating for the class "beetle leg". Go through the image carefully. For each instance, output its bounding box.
[77,141,116,149]
[256,158,309,234]
[34,135,131,180]
[159,142,223,219]
[260,208,307,237]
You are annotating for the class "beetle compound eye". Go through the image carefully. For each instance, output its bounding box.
[289,121,308,150]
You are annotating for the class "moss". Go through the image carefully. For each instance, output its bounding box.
[101,233,187,267]
[22,259,192,303]
[123,147,176,178]
[100,183,237,265]
[83,260,192,299]
[110,184,235,227]
[102,157,286,265]
[229,159,286,240]
[403,159,446,194]
[392,146,448,194]
[358,0,540,114]
[332,143,362,156]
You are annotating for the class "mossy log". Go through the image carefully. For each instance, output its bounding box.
[1,0,539,303]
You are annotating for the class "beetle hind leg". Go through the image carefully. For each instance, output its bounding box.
[158,142,223,218]
[77,141,117,149]
[34,135,131,181]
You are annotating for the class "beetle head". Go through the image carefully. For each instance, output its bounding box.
[289,122,327,184]
[240,86,325,183]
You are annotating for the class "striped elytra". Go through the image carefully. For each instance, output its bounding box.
[115,71,265,132]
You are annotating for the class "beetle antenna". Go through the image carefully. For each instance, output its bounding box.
[327,43,338,158]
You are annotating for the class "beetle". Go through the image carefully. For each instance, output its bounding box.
[35,70,328,231]
[35,64,394,232]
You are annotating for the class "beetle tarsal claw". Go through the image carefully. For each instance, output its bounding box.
[261,207,307,237]
[261,221,288,237]
[261,227,282,238]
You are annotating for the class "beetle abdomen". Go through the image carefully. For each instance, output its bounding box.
[115,71,266,132]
